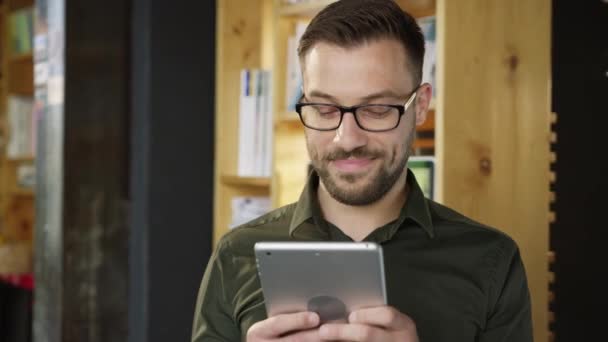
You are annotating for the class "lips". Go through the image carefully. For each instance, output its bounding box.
[331,158,374,172]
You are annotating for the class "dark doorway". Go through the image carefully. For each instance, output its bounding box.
[551,1,608,341]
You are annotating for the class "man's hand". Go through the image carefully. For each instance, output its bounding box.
[247,312,321,341]
[319,306,419,341]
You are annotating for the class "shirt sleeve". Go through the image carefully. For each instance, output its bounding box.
[478,241,533,342]
[191,241,241,342]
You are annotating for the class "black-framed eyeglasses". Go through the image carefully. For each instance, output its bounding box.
[295,87,419,132]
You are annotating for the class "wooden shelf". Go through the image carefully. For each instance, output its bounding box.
[9,52,33,64]
[413,138,434,149]
[7,0,34,11]
[7,55,34,94]
[10,189,34,197]
[278,0,435,18]
[221,174,271,188]
[418,110,435,131]
[278,0,336,17]
[5,156,34,163]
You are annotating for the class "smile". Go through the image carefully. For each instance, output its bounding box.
[331,158,376,173]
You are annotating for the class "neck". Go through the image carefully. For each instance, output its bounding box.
[317,170,409,242]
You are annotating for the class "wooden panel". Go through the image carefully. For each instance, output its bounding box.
[2,195,34,241]
[7,58,33,94]
[395,0,436,18]
[274,122,309,207]
[7,0,33,11]
[214,0,265,246]
[437,1,550,341]
[0,241,32,274]
[10,52,33,64]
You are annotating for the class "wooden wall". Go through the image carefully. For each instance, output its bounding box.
[437,1,551,341]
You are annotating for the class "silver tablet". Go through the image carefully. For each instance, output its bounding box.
[254,241,387,323]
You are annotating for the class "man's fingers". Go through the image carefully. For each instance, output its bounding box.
[279,328,321,342]
[248,312,320,339]
[348,306,412,330]
[319,323,382,341]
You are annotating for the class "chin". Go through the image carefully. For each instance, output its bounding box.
[333,171,372,186]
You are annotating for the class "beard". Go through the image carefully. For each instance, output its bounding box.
[309,140,410,206]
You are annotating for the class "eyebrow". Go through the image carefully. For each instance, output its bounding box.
[305,90,408,103]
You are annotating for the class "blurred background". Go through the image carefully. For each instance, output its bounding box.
[0,0,605,341]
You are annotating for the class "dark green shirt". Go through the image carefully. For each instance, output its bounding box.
[192,170,532,341]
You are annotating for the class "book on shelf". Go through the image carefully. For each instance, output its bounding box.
[6,95,35,159]
[9,6,34,56]
[17,164,36,189]
[285,21,308,113]
[238,69,273,177]
[417,15,436,101]
[230,196,272,229]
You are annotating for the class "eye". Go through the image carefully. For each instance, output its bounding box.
[360,105,393,118]
[312,105,339,116]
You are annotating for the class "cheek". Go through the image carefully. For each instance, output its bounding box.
[306,131,334,154]
[374,132,407,164]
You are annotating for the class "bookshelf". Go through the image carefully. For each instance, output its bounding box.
[221,174,272,188]
[0,0,35,276]
[215,1,550,341]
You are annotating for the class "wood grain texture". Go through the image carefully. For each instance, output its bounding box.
[7,58,33,95]
[437,1,550,341]
[274,122,309,207]
[214,0,265,246]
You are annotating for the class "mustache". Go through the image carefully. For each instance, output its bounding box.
[323,147,385,161]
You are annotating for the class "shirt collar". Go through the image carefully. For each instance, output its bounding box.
[289,168,435,239]
[289,170,320,236]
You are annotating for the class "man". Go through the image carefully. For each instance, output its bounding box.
[192,0,532,341]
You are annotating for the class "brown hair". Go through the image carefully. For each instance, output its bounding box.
[298,0,425,86]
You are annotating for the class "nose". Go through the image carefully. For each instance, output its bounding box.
[333,112,368,151]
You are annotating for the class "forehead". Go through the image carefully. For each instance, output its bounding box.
[301,39,414,101]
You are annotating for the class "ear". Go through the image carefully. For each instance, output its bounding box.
[414,83,433,126]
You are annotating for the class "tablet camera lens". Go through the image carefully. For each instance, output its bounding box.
[266,252,271,256]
